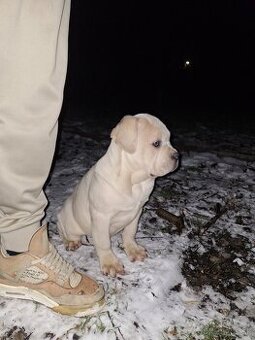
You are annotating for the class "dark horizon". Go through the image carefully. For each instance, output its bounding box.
[61,1,255,131]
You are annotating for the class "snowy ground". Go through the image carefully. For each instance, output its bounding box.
[0,115,255,340]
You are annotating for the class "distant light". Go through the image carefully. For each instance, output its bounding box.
[183,60,191,70]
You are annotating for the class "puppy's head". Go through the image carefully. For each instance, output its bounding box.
[111,114,179,177]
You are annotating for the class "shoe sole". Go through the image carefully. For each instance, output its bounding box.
[0,283,105,317]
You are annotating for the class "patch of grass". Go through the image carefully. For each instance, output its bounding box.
[198,320,236,340]
[163,321,236,340]
[75,314,106,334]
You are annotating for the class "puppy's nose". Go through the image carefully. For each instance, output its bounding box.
[171,151,180,161]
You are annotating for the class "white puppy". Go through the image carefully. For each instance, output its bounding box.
[57,114,179,277]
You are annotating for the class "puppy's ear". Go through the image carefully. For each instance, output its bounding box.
[110,115,138,153]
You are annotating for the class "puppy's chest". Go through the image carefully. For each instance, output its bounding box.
[131,182,152,205]
[110,181,153,232]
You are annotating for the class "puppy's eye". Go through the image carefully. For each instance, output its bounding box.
[152,140,161,148]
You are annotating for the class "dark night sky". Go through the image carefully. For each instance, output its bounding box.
[62,1,255,131]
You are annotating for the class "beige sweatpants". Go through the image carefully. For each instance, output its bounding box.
[0,0,71,252]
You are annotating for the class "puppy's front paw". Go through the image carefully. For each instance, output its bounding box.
[100,253,125,277]
[124,242,147,262]
[65,240,82,251]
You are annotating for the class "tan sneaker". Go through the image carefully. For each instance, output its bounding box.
[0,226,105,317]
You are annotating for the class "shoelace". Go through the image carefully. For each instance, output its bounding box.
[34,244,75,285]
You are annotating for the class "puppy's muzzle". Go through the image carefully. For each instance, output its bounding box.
[171,151,180,161]
[170,151,180,172]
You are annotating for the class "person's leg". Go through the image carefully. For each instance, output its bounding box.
[0,0,105,316]
[0,0,69,252]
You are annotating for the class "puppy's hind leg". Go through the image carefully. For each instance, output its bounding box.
[65,240,82,251]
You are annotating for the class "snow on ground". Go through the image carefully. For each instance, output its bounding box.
[0,116,255,340]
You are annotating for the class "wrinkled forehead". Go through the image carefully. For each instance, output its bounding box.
[136,113,170,140]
